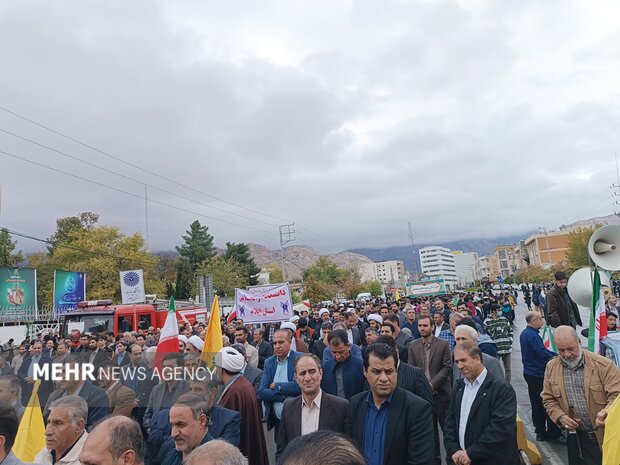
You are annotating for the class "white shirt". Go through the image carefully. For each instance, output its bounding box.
[301,389,323,436]
[459,368,487,449]
[434,326,443,338]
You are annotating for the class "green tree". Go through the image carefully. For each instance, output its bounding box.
[566,225,600,270]
[264,265,284,284]
[302,257,347,284]
[364,280,383,297]
[0,229,23,266]
[196,256,246,297]
[175,258,193,300]
[224,242,260,286]
[164,282,175,299]
[32,224,162,306]
[175,221,216,275]
[302,276,338,302]
[47,212,99,255]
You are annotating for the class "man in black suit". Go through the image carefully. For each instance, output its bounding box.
[252,328,273,370]
[277,354,348,459]
[17,340,54,408]
[346,343,434,465]
[444,342,519,465]
[375,336,433,406]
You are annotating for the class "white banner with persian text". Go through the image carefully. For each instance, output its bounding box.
[120,269,146,304]
[235,283,293,324]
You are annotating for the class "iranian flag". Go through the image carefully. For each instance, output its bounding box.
[542,325,556,351]
[154,297,179,374]
[588,269,607,354]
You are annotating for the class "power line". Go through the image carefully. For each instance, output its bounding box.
[0,148,275,235]
[0,126,279,228]
[0,104,293,223]
[2,227,137,264]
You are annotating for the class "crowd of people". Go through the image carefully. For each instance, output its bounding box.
[0,273,619,465]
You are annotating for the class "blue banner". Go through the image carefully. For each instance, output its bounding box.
[53,270,86,313]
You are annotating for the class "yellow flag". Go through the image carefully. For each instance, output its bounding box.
[603,395,620,465]
[201,295,223,369]
[394,289,401,301]
[13,380,46,462]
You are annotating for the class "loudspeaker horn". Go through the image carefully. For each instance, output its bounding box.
[567,267,611,307]
[588,225,620,271]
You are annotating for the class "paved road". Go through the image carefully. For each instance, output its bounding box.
[263,291,594,465]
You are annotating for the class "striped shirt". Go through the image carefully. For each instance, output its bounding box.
[483,316,513,355]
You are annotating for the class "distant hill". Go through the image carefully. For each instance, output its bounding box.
[348,233,533,273]
[247,243,372,278]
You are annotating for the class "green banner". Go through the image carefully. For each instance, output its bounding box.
[0,267,37,311]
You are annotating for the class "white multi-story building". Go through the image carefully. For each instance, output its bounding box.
[419,246,458,290]
[359,260,405,283]
[452,251,478,287]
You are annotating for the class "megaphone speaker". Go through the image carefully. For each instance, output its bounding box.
[588,225,620,271]
[567,267,611,307]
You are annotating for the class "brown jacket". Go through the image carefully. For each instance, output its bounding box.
[408,336,452,400]
[542,350,620,446]
[107,381,136,417]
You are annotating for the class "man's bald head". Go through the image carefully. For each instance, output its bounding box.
[553,325,579,344]
[185,440,247,465]
[553,325,582,365]
[80,416,144,465]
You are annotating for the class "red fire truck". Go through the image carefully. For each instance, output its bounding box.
[59,298,209,337]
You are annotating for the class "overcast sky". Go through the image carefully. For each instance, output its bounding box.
[1,0,620,255]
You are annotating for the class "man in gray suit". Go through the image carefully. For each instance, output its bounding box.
[0,402,25,465]
[276,354,348,459]
[452,324,504,381]
[143,353,189,430]
[231,344,262,393]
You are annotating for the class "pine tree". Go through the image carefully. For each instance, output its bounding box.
[224,242,261,286]
[175,258,192,299]
[175,220,216,275]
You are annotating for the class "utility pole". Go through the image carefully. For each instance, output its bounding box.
[279,223,295,281]
[539,226,551,266]
[408,221,417,277]
[612,152,620,216]
[144,184,150,250]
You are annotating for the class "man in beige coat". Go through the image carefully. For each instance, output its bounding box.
[542,326,620,465]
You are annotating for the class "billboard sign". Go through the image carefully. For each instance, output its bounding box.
[405,279,447,298]
[53,270,86,314]
[0,267,37,311]
[235,283,293,324]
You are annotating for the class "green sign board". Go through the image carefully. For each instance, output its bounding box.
[0,267,37,311]
[405,279,447,298]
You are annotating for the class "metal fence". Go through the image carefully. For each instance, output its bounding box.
[0,306,58,324]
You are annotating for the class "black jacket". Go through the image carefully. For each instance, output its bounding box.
[276,391,348,458]
[444,372,519,465]
[546,284,582,328]
[346,387,434,465]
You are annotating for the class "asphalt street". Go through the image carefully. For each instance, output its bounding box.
[264,292,593,465]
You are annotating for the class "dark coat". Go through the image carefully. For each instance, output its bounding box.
[17,353,54,408]
[220,376,269,465]
[345,387,435,465]
[408,336,452,401]
[242,363,263,393]
[321,354,365,400]
[444,372,519,465]
[252,340,273,370]
[158,405,241,464]
[44,381,110,430]
[396,362,434,406]
[257,351,301,431]
[546,284,582,328]
[276,391,348,457]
